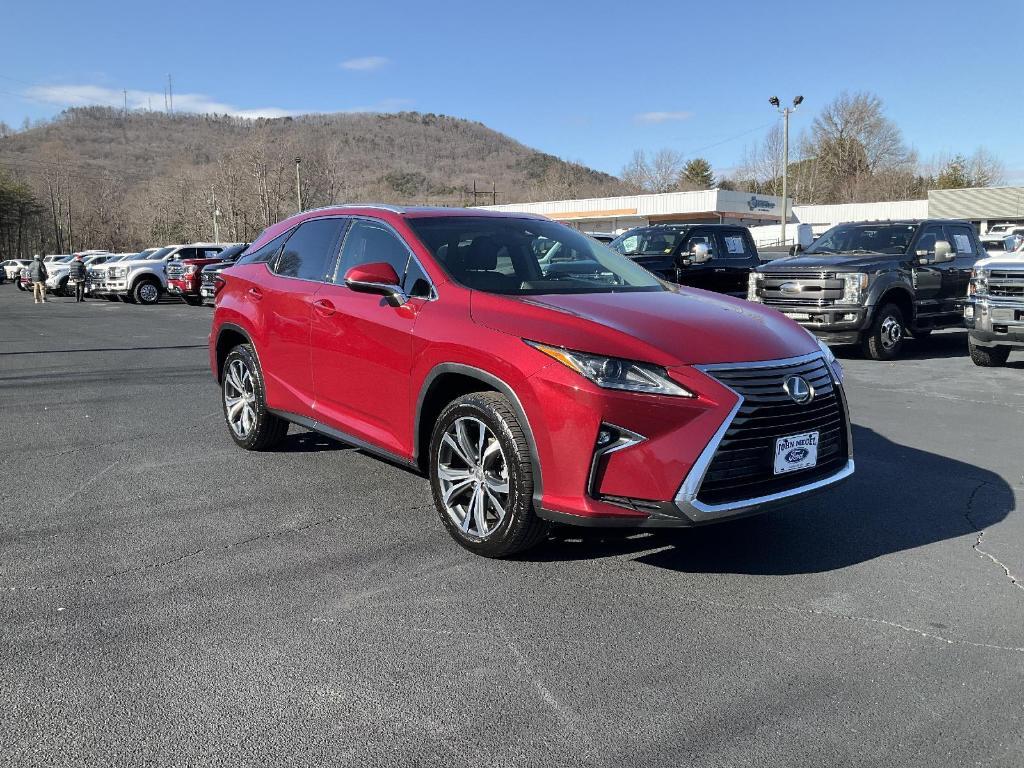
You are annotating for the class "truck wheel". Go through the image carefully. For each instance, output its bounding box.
[969,338,1010,367]
[862,303,906,360]
[132,279,161,305]
[182,295,203,306]
[16,280,26,291]
[58,278,69,297]
[429,391,548,558]
[222,344,288,450]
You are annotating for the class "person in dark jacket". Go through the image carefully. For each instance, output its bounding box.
[68,254,87,302]
[29,255,48,304]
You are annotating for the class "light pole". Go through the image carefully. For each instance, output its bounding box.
[294,157,303,213]
[211,186,221,242]
[769,95,803,247]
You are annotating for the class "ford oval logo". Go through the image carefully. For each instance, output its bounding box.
[785,447,809,463]
[779,282,803,294]
[783,375,814,404]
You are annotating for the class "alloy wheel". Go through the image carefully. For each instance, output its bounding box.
[139,283,159,303]
[436,417,510,539]
[224,359,257,439]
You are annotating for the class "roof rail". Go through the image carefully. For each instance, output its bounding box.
[305,203,408,215]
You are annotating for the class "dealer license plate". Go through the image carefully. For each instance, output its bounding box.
[991,308,1014,322]
[783,312,811,321]
[774,432,819,475]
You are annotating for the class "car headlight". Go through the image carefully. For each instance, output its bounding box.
[747,272,764,302]
[969,268,989,297]
[812,336,844,385]
[114,267,129,278]
[840,273,868,304]
[526,341,695,397]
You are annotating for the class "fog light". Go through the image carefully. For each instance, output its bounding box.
[842,313,858,321]
[964,305,974,318]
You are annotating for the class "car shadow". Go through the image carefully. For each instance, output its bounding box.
[526,425,1015,575]
[831,330,971,361]
[268,432,357,454]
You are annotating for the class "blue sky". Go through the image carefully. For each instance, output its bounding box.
[2,0,1023,184]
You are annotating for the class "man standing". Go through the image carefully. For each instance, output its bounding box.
[68,253,87,302]
[29,255,48,304]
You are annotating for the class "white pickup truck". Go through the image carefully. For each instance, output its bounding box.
[89,244,226,305]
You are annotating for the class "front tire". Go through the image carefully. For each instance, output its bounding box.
[969,338,1010,367]
[862,303,906,360]
[429,392,548,558]
[16,280,26,292]
[182,295,203,306]
[221,344,288,451]
[132,279,161,305]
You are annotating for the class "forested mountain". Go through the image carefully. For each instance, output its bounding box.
[0,108,625,254]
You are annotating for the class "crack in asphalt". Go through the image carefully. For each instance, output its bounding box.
[964,481,1024,595]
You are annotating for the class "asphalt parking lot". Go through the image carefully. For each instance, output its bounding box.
[1,286,1022,767]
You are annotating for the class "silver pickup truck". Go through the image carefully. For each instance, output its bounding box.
[965,236,1024,367]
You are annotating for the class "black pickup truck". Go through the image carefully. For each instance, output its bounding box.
[609,224,759,297]
[749,219,984,360]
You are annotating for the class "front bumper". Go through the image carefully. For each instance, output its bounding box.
[167,277,199,296]
[965,298,1024,348]
[527,351,854,528]
[757,303,869,345]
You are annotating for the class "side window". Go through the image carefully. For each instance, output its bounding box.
[617,234,639,255]
[175,248,200,260]
[685,234,716,259]
[335,219,412,284]
[237,230,290,266]
[403,259,433,298]
[275,218,346,281]
[719,232,751,259]
[915,224,945,254]
[948,225,976,256]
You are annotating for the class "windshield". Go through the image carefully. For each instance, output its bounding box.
[610,228,687,256]
[217,243,248,261]
[407,216,665,296]
[143,247,174,261]
[805,223,919,255]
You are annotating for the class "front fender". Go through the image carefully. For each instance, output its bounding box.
[864,271,914,320]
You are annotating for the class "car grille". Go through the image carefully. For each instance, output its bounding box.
[166,263,185,279]
[757,271,844,307]
[697,356,849,506]
[201,270,218,285]
[989,271,1024,298]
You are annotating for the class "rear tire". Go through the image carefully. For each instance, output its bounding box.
[182,295,203,306]
[221,344,288,451]
[969,338,1010,367]
[429,391,548,558]
[16,281,26,291]
[862,303,906,360]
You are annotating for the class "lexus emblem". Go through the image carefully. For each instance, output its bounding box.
[783,375,814,404]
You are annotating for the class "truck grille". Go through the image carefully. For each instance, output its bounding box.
[697,356,849,506]
[201,270,218,285]
[989,271,1024,298]
[757,271,844,307]
[166,263,185,279]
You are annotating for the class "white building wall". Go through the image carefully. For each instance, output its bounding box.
[791,200,929,226]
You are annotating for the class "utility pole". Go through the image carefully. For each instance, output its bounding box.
[211,186,221,242]
[123,89,128,116]
[294,157,303,212]
[768,95,803,246]
[168,74,174,114]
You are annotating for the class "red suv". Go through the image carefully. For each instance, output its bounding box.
[210,206,853,557]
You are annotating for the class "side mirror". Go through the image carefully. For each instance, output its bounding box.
[344,262,407,306]
[934,240,954,262]
[690,243,712,263]
[789,244,804,256]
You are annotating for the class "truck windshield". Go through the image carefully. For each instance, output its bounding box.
[805,223,918,256]
[610,228,686,256]
[407,216,665,296]
[143,247,174,261]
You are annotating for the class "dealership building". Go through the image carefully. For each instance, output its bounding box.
[479,185,1024,243]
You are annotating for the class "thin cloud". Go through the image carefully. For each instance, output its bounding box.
[25,84,297,119]
[340,56,389,71]
[634,111,693,124]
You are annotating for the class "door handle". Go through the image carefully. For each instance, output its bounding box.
[247,287,263,301]
[313,298,336,317]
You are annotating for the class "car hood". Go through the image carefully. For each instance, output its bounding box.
[109,259,162,270]
[761,252,900,271]
[975,253,1024,270]
[470,287,818,367]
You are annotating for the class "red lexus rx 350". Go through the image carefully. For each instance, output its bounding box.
[210,206,853,556]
